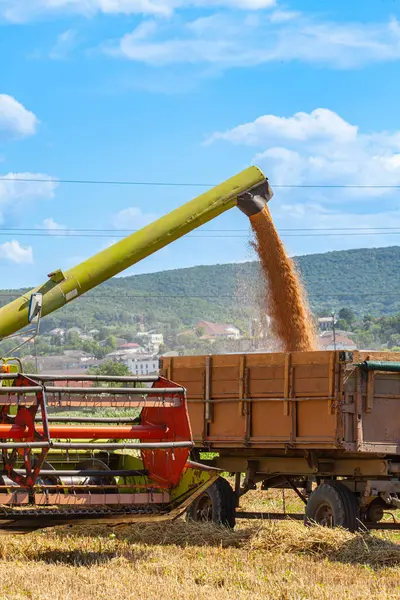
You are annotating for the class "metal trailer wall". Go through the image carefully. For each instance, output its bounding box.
[160,351,400,457]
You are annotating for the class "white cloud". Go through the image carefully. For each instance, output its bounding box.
[208,109,358,145]
[113,207,158,229]
[49,29,78,59]
[0,240,33,264]
[0,0,173,21]
[42,217,71,236]
[0,95,38,140]
[0,173,58,203]
[193,0,275,7]
[269,202,400,256]
[5,1,400,73]
[0,173,58,223]
[208,108,400,197]
[43,217,64,231]
[268,9,299,23]
[0,0,275,22]
[105,11,400,69]
[204,103,400,281]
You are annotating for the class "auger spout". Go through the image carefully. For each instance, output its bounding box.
[0,166,272,339]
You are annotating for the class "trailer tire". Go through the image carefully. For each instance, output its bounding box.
[305,481,359,532]
[186,477,236,528]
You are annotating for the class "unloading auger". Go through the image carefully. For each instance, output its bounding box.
[0,166,272,531]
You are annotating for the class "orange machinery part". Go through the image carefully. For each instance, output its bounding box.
[0,424,167,440]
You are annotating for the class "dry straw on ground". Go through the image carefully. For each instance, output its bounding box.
[0,519,398,600]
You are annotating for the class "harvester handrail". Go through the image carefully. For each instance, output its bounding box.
[11,468,148,477]
[30,374,160,382]
[0,441,194,450]
[35,416,140,423]
[0,386,43,394]
[44,385,185,395]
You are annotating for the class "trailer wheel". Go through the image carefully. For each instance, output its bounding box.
[186,477,236,528]
[305,481,359,532]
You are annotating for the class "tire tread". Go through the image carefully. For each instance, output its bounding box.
[305,481,358,532]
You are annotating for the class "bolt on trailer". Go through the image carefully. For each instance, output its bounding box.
[160,350,400,531]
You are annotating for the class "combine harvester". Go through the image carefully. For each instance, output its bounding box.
[0,167,272,532]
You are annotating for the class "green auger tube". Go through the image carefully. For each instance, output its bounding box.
[0,166,272,340]
[358,360,400,373]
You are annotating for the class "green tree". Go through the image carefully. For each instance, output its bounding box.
[98,326,109,341]
[105,335,118,351]
[389,334,400,348]
[88,360,131,377]
[121,331,135,343]
[65,331,81,348]
[338,307,356,324]
[336,319,350,331]
[354,331,374,348]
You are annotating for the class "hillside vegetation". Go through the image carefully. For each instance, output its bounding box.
[1,246,399,333]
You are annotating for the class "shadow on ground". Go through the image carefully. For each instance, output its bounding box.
[32,546,149,566]
[49,519,400,568]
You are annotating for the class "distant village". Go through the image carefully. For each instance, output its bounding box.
[20,316,356,377]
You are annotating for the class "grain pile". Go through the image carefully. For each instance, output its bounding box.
[250,206,316,352]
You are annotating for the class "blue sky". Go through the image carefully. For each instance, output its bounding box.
[1,0,400,288]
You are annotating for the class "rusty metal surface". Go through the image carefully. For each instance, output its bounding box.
[215,456,390,477]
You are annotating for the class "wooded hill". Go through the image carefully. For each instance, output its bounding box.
[2,246,399,333]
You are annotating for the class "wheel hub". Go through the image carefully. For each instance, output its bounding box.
[194,494,213,522]
[314,503,334,527]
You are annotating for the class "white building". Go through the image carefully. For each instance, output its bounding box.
[108,352,159,375]
[148,333,163,346]
[196,320,241,340]
[136,331,164,352]
[49,328,65,341]
[126,356,159,376]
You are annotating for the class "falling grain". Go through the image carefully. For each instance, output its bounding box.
[250,206,316,352]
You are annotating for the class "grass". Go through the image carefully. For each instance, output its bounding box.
[0,487,398,599]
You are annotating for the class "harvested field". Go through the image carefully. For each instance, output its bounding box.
[0,487,399,600]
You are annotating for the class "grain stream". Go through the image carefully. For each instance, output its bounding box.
[250,206,316,352]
